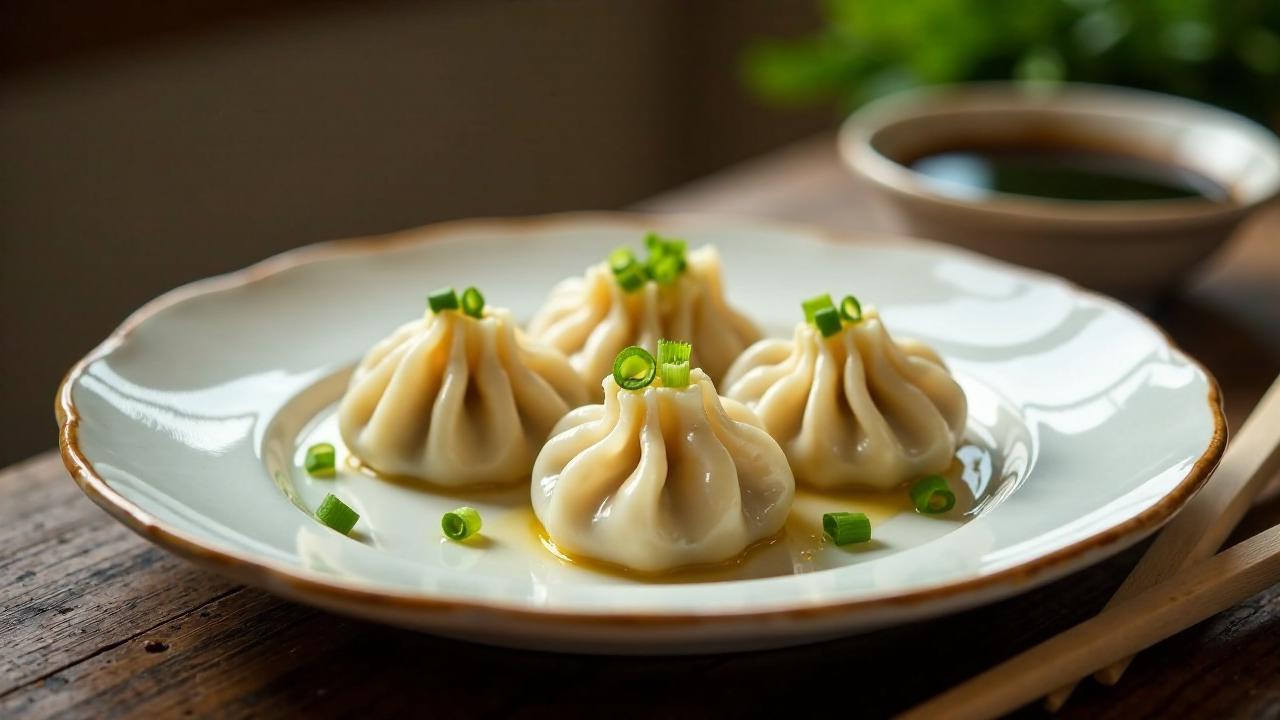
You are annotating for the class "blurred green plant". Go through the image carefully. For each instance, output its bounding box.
[744,0,1280,126]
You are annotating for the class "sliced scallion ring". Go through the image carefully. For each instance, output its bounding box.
[840,295,863,323]
[802,293,835,324]
[427,287,459,314]
[910,474,956,514]
[613,263,647,293]
[609,246,636,273]
[822,512,872,546]
[304,443,336,478]
[315,493,359,535]
[461,286,485,318]
[813,306,843,338]
[442,506,483,541]
[612,346,657,390]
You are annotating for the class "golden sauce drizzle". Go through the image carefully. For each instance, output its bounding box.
[339,441,997,583]
[346,457,529,505]
[508,483,916,583]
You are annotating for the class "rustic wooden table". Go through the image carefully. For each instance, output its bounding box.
[4,136,1279,719]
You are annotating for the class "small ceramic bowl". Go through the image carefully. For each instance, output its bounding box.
[839,82,1280,302]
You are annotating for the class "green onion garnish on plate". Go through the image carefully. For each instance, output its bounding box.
[304,443,336,478]
[612,346,657,390]
[442,506,483,541]
[840,295,863,323]
[427,287,459,314]
[910,474,956,514]
[461,286,485,318]
[823,512,872,546]
[657,338,692,388]
[315,493,359,534]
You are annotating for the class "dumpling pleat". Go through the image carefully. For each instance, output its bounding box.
[339,308,586,486]
[527,245,762,399]
[531,370,794,572]
[723,309,967,490]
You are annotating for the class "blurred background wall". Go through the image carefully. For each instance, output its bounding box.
[0,1,830,466]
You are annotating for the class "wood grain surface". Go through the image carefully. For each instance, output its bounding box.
[3,135,1279,718]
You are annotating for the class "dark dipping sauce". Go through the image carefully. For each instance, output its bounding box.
[908,145,1231,202]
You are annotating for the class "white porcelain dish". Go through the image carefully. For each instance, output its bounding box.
[57,213,1224,654]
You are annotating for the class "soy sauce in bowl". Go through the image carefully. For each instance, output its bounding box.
[907,144,1232,203]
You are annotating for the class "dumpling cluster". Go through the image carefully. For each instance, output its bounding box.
[723,295,967,490]
[527,234,761,397]
[530,341,795,572]
[334,234,970,574]
[338,287,587,486]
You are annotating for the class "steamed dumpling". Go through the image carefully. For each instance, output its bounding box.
[339,299,588,486]
[527,240,761,397]
[723,304,966,490]
[531,366,794,573]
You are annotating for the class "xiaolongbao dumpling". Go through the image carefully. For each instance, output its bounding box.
[722,295,967,491]
[339,287,588,486]
[531,342,794,573]
[527,234,761,398]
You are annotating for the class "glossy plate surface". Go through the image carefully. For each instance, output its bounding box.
[58,213,1223,653]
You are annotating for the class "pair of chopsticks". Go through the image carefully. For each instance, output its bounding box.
[903,375,1280,720]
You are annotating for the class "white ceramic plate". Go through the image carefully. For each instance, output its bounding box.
[58,213,1224,654]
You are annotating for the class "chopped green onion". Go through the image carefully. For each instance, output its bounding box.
[802,293,835,324]
[656,339,692,388]
[659,362,691,388]
[604,244,634,270]
[427,287,459,314]
[304,443,336,478]
[657,339,691,365]
[643,232,687,285]
[813,306,843,337]
[315,493,359,534]
[609,246,636,273]
[442,506,483,541]
[613,262,647,293]
[910,475,956,514]
[645,232,686,259]
[461,286,485,318]
[612,346,657,390]
[649,253,684,285]
[823,512,872,546]
[840,295,863,323]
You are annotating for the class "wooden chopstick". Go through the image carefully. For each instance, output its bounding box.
[899,519,1280,720]
[1044,375,1280,711]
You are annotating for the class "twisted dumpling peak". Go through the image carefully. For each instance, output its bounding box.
[723,295,967,490]
[527,236,761,398]
[339,287,587,486]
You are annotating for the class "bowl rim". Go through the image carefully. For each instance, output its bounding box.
[838,81,1280,225]
[55,211,1228,630]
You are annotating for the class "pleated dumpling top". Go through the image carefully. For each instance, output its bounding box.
[527,234,761,398]
[723,295,967,491]
[531,342,794,573]
[338,288,588,486]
